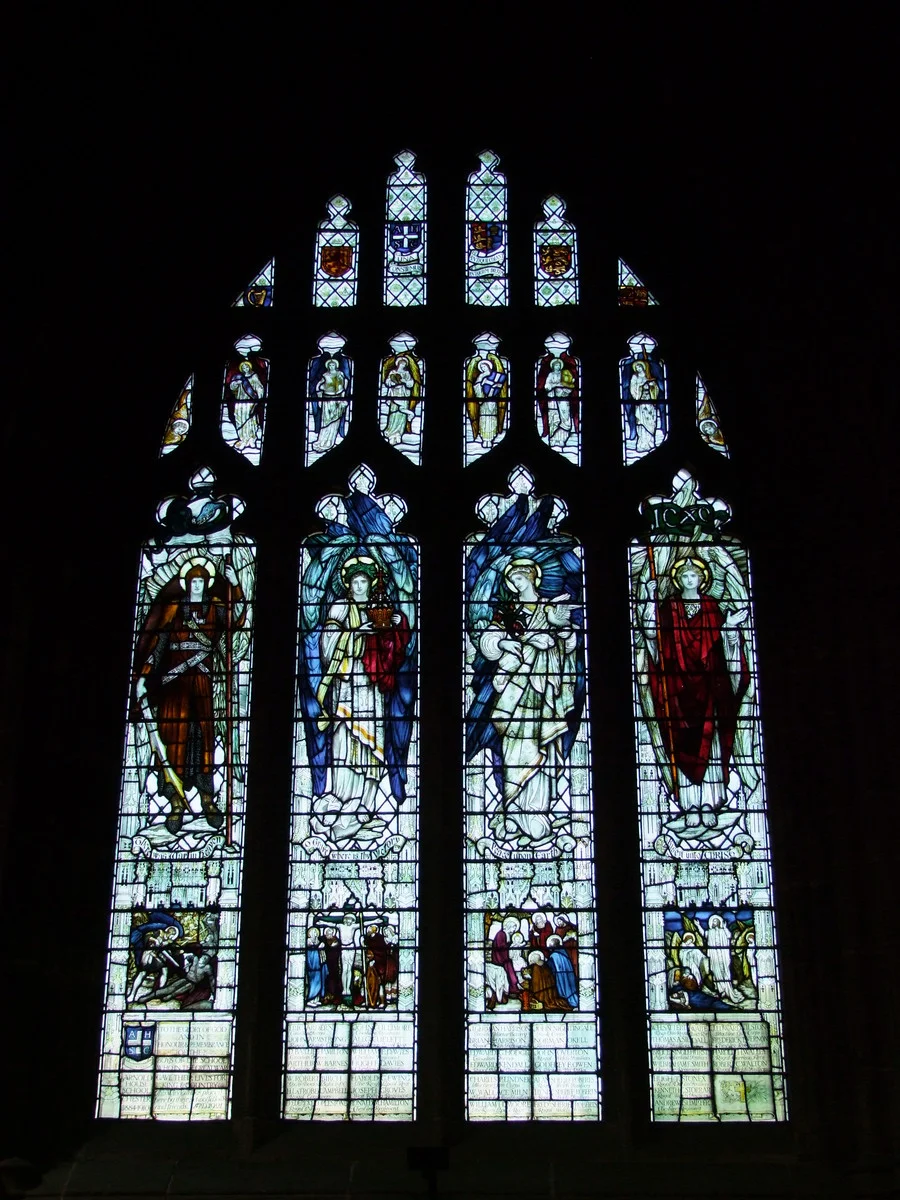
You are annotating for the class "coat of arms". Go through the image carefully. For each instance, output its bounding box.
[539,245,573,277]
[124,1023,155,1061]
[245,286,272,307]
[471,222,504,253]
[389,222,422,255]
[321,246,354,278]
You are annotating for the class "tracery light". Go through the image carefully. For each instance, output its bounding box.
[233,258,274,308]
[220,335,270,466]
[314,196,359,308]
[384,151,427,307]
[306,332,353,467]
[620,332,668,466]
[535,333,581,464]
[465,150,508,307]
[696,374,730,457]
[160,374,193,457]
[378,332,424,465]
[464,332,509,467]
[534,196,578,307]
[618,258,658,307]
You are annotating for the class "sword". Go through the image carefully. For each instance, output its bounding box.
[138,687,186,800]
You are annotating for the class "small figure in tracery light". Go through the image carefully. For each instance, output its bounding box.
[306,332,353,465]
[464,332,509,465]
[536,332,581,463]
[620,332,667,465]
[379,332,424,463]
[221,335,269,465]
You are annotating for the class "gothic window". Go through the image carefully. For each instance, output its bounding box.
[97,146,787,1133]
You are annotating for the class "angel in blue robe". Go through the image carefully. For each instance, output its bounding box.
[298,489,417,846]
[465,494,586,849]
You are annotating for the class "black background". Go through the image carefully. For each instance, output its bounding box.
[4,15,896,1198]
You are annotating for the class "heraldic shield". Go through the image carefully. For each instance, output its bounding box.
[321,246,354,278]
[539,244,573,277]
[124,1023,155,1061]
[471,221,504,253]
[390,221,423,255]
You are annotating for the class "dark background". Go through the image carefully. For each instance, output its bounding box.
[4,17,896,1198]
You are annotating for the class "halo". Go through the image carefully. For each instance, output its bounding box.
[504,557,542,588]
[179,556,217,585]
[670,557,711,592]
[340,555,380,590]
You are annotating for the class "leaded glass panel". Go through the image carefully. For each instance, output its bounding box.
[160,374,193,457]
[384,151,426,308]
[97,469,256,1121]
[378,332,424,464]
[535,333,580,464]
[306,333,353,467]
[629,470,786,1121]
[233,258,274,308]
[463,467,601,1120]
[465,150,508,307]
[618,258,658,307]
[220,335,269,466]
[283,466,419,1120]
[314,196,359,308]
[696,373,730,457]
[464,332,509,467]
[534,196,578,307]
[620,333,668,466]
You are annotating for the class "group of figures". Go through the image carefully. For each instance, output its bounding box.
[304,913,400,1010]
[126,908,218,1011]
[485,911,580,1012]
[665,909,758,1013]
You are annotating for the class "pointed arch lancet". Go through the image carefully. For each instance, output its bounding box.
[463,467,601,1119]
[284,466,420,1120]
[96,470,256,1120]
[629,470,786,1121]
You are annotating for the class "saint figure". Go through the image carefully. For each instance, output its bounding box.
[475,560,578,846]
[312,557,411,842]
[133,558,245,834]
[643,558,750,826]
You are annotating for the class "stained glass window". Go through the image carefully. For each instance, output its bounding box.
[535,333,580,464]
[220,335,269,466]
[534,196,578,307]
[629,470,785,1121]
[233,259,274,308]
[160,374,193,457]
[97,469,256,1120]
[284,466,419,1120]
[464,332,509,467]
[314,196,359,308]
[378,332,424,464]
[466,150,508,307]
[618,258,658,307]
[464,467,601,1120]
[384,151,426,308]
[696,373,730,457]
[620,332,668,466]
[306,332,353,468]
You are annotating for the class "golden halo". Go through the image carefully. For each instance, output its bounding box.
[670,557,710,592]
[504,557,543,588]
[340,555,379,590]
[179,556,216,585]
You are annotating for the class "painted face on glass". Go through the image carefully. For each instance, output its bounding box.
[507,567,538,600]
[677,566,702,594]
[189,575,206,602]
[349,573,371,603]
